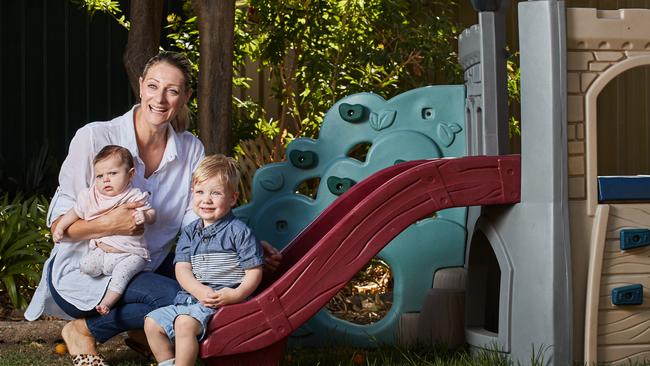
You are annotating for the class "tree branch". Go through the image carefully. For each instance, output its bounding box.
[123,0,164,97]
[193,0,235,154]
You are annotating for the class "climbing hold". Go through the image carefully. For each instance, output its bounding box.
[612,284,643,306]
[289,150,318,169]
[260,172,284,191]
[339,103,366,123]
[620,229,650,250]
[327,176,356,196]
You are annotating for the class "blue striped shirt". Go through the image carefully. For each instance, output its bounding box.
[173,212,263,304]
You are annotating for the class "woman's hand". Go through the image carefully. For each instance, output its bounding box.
[50,201,145,241]
[261,241,282,272]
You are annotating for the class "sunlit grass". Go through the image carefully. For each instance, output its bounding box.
[4,340,650,366]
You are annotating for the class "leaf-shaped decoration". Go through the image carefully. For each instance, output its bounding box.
[437,122,463,147]
[260,171,284,191]
[369,112,379,130]
[370,110,396,131]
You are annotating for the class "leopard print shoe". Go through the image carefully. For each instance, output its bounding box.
[71,354,110,366]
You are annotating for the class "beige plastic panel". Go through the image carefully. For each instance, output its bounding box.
[583,204,609,364]
[597,345,650,365]
[567,7,650,363]
[568,201,593,361]
[598,310,650,344]
[595,204,650,362]
[566,8,650,50]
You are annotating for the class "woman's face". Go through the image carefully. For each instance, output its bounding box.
[138,62,190,128]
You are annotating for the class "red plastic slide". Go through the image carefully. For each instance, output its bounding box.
[200,155,521,365]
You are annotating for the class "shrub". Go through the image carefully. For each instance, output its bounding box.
[0,193,52,309]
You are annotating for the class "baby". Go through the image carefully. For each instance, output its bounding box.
[144,154,263,366]
[53,144,156,315]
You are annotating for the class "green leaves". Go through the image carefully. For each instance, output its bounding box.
[0,194,52,310]
[235,0,462,141]
[73,0,465,152]
[71,0,129,29]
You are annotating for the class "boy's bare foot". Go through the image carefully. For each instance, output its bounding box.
[61,319,98,355]
[96,304,110,315]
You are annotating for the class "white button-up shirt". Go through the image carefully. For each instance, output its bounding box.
[25,105,204,320]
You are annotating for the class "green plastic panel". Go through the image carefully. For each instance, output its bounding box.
[234,85,467,346]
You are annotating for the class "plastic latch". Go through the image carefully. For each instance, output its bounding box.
[611,284,644,306]
[620,229,650,250]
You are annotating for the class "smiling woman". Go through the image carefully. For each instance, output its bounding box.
[23,51,206,366]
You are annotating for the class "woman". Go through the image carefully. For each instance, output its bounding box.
[25,51,281,365]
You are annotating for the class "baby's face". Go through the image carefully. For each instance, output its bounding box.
[94,155,133,197]
[192,176,238,226]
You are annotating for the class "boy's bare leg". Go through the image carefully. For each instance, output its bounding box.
[173,315,201,366]
[95,289,121,315]
[144,317,175,362]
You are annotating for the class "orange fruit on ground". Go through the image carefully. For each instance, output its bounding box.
[54,343,67,355]
[353,353,365,365]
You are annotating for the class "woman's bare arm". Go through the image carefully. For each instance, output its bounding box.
[51,201,145,241]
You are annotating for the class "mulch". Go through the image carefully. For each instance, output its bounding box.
[0,303,126,354]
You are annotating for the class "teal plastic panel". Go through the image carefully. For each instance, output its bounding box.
[234,85,467,346]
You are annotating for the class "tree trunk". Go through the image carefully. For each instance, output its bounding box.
[193,0,235,154]
[123,0,164,97]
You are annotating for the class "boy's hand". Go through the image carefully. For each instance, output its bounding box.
[213,287,243,307]
[133,210,145,225]
[195,285,219,307]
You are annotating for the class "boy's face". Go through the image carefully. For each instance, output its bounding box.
[94,155,134,197]
[192,176,238,226]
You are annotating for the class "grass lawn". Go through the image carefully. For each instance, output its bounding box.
[0,340,551,366]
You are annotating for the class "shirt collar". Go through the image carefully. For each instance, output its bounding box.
[195,212,235,237]
[119,105,139,158]
[120,104,180,168]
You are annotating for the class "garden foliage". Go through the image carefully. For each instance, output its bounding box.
[73,0,463,151]
[0,194,51,309]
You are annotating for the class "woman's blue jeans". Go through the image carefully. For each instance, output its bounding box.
[49,252,181,343]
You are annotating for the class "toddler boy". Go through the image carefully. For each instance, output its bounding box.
[144,154,263,366]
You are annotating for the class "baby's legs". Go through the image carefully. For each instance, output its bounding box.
[97,253,146,315]
[79,248,105,277]
[144,317,175,363]
[174,315,202,366]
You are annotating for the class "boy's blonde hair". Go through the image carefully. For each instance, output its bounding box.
[192,154,240,193]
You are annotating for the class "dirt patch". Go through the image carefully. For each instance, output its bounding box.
[0,319,132,356]
[0,319,66,344]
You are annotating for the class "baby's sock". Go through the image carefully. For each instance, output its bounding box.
[158,358,175,366]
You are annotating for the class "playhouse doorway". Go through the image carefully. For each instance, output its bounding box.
[466,230,501,334]
[597,65,650,176]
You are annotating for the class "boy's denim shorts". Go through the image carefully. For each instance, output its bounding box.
[146,297,217,342]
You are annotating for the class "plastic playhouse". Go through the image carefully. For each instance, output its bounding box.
[196,1,650,365]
